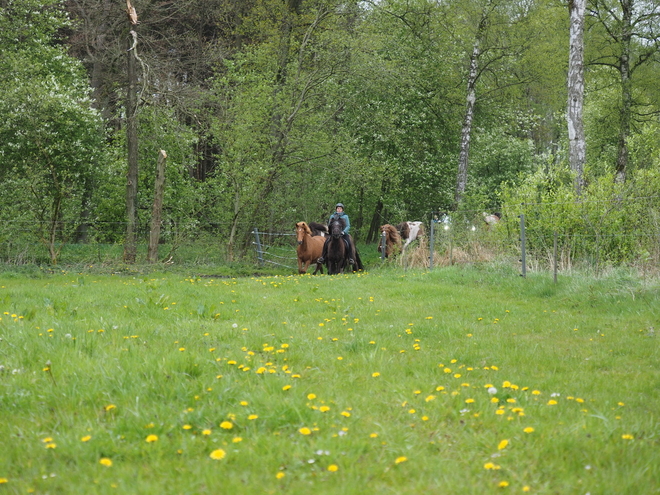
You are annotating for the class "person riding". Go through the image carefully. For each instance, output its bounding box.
[318,203,355,265]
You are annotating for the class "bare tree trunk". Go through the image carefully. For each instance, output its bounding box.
[615,0,633,184]
[568,0,586,194]
[123,19,139,263]
[147,150,167,263]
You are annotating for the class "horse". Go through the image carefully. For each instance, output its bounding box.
[396,221,425,250]
[377,224,402,258]
[325,217,351,275]
[295,222,325,275]
[483,212,501,228]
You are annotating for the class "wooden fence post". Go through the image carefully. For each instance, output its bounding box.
[147,150,167,263]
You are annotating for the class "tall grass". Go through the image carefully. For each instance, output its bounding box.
[0,266,658,494]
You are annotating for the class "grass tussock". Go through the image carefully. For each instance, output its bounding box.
[0,266,659,494]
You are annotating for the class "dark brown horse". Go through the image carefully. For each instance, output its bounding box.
[325,217,350,275]
[296,222,325,274]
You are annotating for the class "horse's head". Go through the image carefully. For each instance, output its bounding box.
[329,218,345,238]
[296,222,311,245]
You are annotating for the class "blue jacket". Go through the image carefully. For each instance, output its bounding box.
[329,211,350,234]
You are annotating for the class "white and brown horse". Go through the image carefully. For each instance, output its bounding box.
[378,224,402,258]
[295,221,325,274]
[396,221,425,250]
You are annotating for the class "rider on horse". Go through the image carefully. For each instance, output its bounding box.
[317,203,356,265]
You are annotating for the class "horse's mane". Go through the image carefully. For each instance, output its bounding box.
[296,221,312,235]
[309,221,328,236]
[329,217,346,230]
[381,224,401,244]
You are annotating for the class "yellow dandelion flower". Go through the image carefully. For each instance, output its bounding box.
[547,400,558,405]
[484,462,501,470]
[145,434,158,443]
[183,424,192,430]
[240,401,248,406]
[327,464,339,472]
[282,385,292,391]
[425,395,436,402]
[99,458,113,467]
[523,427,535,433]
[202,429,212,435]
[248,414,259,420]
[465,398,475,404]
[621,434,634,440]
[104,404,116,411]
[220,421,233,430]
[372,372,380,377]
[498,481,509,487]
[491,397,500,403]
[497,439,509,450]
[232,437,243,443]
[81,435,92,442]
[307,393,316,400]
[299,427,312,435]
[0,478,7,484]
[532,390,541,395]
[276,472,286,479]
[370,433,378,438]
[319,406,330,413]
[341,411,351,417]
[395,456,408,464]
[495,409,505,415]
[209,448,226,460]
[45,443,56,449]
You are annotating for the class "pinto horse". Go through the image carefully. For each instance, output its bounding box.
[396,221,425,250]
[377,224,402,258]
[295,222,324,275]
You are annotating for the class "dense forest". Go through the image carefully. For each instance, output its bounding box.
[1,0,659,264]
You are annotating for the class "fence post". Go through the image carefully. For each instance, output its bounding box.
[429,218,436,269]
[553,231,558,283]
[380,231,386,260]
[519,214,526,278]
[253,228,264,266]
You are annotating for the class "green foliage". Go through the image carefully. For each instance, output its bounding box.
[0,0,106,262]
[498,166,660,268]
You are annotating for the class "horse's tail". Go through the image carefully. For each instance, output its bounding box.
[353,247,364,271]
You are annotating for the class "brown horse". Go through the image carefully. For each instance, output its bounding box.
[378,224,402,258]
[295,221,325,274]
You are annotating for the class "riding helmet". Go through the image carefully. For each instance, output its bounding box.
[335,203,344,209]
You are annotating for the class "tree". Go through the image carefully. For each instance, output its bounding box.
[588,0,660,182]
[568,0,586,194]
[0,0,105,263]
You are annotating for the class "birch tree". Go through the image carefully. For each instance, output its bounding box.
[568,0,586,195]
[589,0,660,182]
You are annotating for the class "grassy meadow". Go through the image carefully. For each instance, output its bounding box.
[0,264,659,494]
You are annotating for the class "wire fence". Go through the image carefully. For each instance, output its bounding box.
[1,197,659,276]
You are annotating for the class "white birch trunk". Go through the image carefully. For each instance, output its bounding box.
[455,37,481,206]
[567,0,586,195]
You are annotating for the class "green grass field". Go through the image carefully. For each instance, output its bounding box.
[0,264,658,494]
